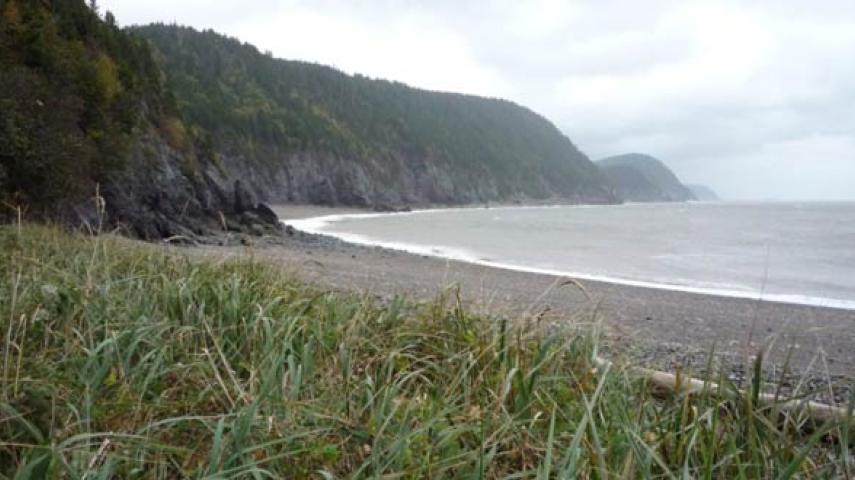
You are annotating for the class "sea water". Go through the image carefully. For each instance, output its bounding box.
[289,202,855,310]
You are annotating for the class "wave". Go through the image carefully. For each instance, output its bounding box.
[286,210,855,312]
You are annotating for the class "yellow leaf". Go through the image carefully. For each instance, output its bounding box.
[104,368,118,386]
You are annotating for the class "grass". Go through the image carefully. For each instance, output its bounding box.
[0,225,852,478]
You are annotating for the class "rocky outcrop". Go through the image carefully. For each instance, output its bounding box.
[204,147,618,212]
[0,1,285,242]
[99,133,283,242]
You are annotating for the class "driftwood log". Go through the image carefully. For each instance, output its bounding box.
[593,356,854,437]
[543,278,852,437]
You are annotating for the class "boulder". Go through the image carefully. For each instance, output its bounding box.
[233,180,253,214]
[372,203,397,213]
[252,202,280,225]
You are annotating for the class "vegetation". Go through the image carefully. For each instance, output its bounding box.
[0,1,279,240]
[597,154,696,203]
[134,25,608,200]
[1,225,852,478]
[0,1,612,232]
[0,0,178,215]
[687,184,720,201]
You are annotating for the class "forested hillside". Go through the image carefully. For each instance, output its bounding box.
[0,0,162,216]
[0,0,282,239]
[135,25,617,207]
[597,154,695,202]
[1,3,616,240]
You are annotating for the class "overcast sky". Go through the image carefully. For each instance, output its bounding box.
[101,0,855,200]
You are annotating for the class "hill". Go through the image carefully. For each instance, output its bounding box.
[597,154,695,202]
[0,0,281,240]
[133,24,617,209]
[1,4,619,240]
[1,5,619,239]
[687,184,720,201]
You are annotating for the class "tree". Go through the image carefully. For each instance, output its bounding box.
[1,0,22,36]
[0,69,98,210]
[94,54,120,103]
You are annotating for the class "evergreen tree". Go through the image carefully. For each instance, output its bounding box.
[134,24,607,201]
[0,0,181,216]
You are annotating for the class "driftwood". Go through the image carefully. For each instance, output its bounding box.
[593,356,854,437]
[544,278,852,436]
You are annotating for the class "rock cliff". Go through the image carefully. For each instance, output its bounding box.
[136,25,618,210]
[1,3,619,242]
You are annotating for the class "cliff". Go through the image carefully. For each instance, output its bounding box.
[134,25,617,209]
[0,0,281,241]
[597,154,695,202]
[1,3,617,242]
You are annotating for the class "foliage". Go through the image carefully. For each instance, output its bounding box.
[0,1,612,223]
[1,225,852,478]
[135,25,608,200]
[0,0,174,216]
[597,154,695,202]
[94,53,120,103]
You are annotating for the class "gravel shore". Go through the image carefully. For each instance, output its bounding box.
[196,204,855,404]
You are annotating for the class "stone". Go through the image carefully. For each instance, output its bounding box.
[252,202,279,225]
[233,180,253,214]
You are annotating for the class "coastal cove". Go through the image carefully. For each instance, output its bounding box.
[288,202,855,311]
[5,1,855,474]
[254,205,855,385]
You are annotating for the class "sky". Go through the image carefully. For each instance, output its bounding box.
[100,0,855,200]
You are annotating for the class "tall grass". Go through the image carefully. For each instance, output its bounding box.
[0,225,852,478]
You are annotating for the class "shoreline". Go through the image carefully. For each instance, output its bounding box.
[286,206,855,312]
[197,204,855,402]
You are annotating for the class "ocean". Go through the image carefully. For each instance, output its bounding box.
[289,202,855,310]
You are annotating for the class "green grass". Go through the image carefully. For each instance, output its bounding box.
[0,225,852,478]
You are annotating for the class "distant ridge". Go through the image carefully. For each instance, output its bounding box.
[687,184,720,201]
[597,153,695,202]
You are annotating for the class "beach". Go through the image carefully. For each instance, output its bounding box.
[202,204,854,400]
